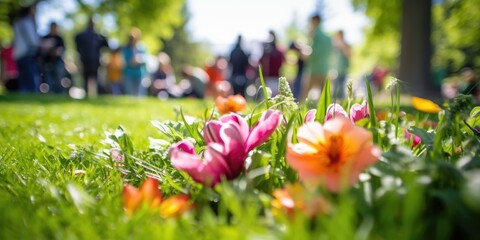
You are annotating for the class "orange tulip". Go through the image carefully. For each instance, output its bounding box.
[286,116,381,193]
[123,177,192,217]
[215,94,247,114]
[412,96,441,113]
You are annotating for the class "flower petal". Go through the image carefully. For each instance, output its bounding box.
[246,110,282,152]
[305,109,317,123]
[204,120,223,144]
[215,96,229,114]
[171,140,196,154]
[123,184,142,215]
[220,113,249,143]
[350,100,369,122]
[287,116,381,193]
[412,96,441,113]
[139,177,163,208]
[170,142,207,184]
[203,143,233,184]
[160,194,192,218]
[220,122,247,177]
[325,104,348,122]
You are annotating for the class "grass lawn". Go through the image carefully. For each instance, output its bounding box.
[0,92,479,239]
[0,94,214,239]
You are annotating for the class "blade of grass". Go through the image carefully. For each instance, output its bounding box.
[315,78,331,122]
[258,65,270,109]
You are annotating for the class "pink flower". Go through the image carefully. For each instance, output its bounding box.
[325,104,349,122]
[305,109,317,123]
[350,100,369,123]
[170,110,282,186]
[305,102,370,124]
[404,130,421,148]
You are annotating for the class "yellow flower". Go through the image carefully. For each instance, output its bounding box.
[286,116,381,193]
[412,96,441,113]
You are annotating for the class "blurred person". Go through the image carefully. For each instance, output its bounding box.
[460,68,479,101]
[289,40,309,100]
[204,56,228,98]
[106,47,124,95]
[368,65,389,92]
[229,35,250,96]
[302,15,332,101]
[181,65,208,99]
[75,17,109,97]
[122,28,148,97]
[13,5,41,92]
[332,30,351,100]
[151,52,179,98]
[259,30,285,97]
[0,43,19,91]
[40,22,66,93]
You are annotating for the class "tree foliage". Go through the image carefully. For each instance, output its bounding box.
[352,0,480,75]
[76,0,185,53]
[0,0,185,53]
[432,0,480,71]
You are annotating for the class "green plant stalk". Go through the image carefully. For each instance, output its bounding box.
[365,78,379,145]
[395,84,400,139]
[258,66,270,109]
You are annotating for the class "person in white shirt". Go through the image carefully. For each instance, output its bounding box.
[12,5,41,92]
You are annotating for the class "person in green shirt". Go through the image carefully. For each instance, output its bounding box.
[332,30,351,99]
[302,15,332,101]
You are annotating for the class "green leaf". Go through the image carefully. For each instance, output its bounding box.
[111,126,134,154]
[315,78,331,122]
[408,126,435,146]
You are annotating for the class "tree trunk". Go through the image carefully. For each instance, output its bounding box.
[399,0,437,98]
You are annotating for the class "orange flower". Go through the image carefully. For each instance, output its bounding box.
[159,194,192,218]
[272,183,329,218]
[286,116,381,193]
[412,96,441,113]
[123,177,192,217]
[215,94,247,114]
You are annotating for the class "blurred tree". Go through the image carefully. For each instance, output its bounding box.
[161,5,210,80]
[76,0,185,53]
[352,0,435,97]
[0,0,185,53]
[398,0,434,97]
[353,0,480,97]
[432,0,480,73]
[0,0,33,45]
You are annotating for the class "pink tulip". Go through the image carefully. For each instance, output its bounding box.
[325,104,349,122]
[350,100,369,123]
[305,102,370,124]
[170,110,282,186]
[404,130,421,148]
[305,109,316,123]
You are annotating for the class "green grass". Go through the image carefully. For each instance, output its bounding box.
[0,94,212,239]
[0,93,479,239]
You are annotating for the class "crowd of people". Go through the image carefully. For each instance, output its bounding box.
[1,4,356,101]
[2,4,478,102]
